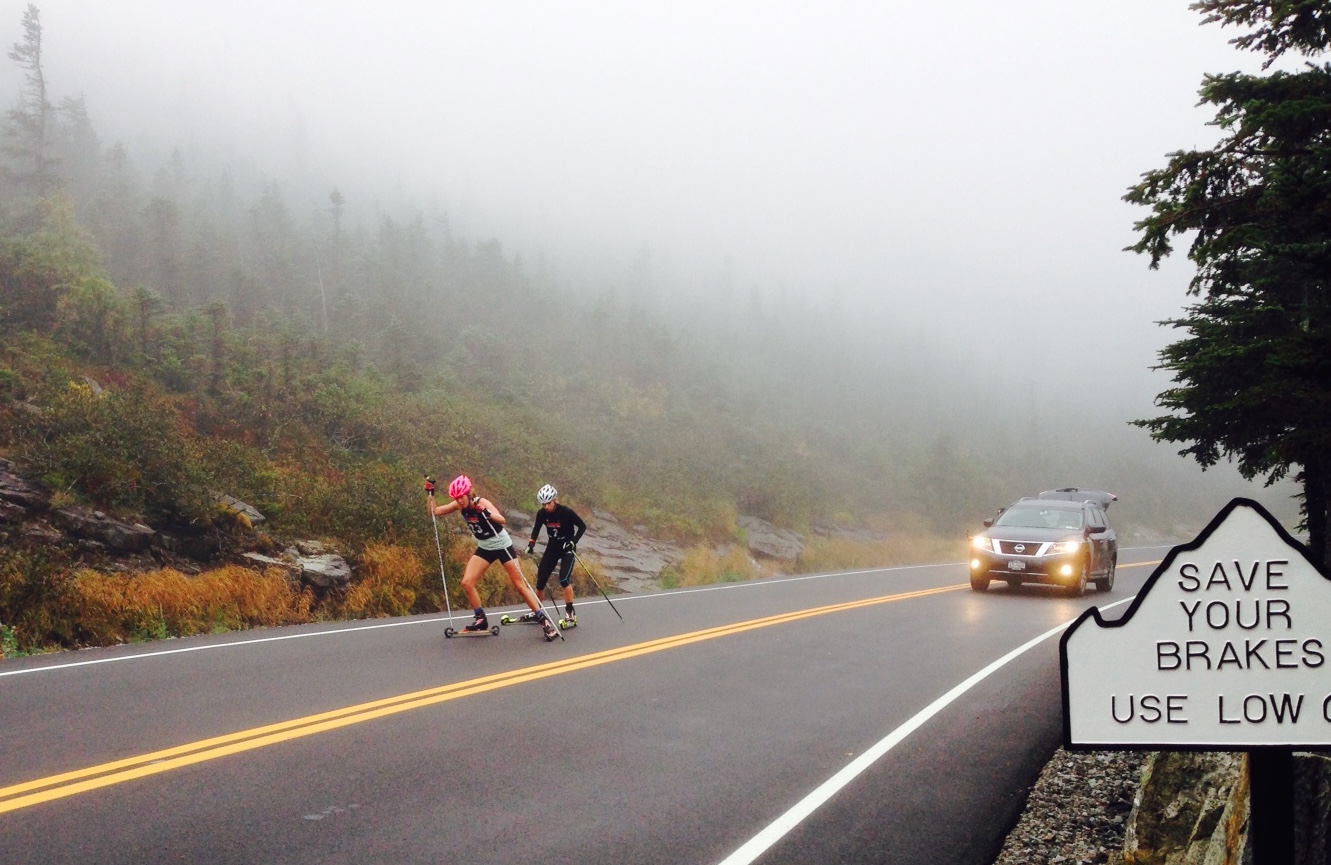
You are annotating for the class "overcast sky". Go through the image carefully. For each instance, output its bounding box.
[0,1,1278,408]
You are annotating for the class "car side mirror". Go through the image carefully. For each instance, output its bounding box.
[983,518,994,528]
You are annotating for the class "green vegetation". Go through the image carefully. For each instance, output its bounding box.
[0,4,1294,652]
[1127,0,1331,567]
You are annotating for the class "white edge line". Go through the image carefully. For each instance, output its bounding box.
[0,563,952,679]
[0,617,444,678]
[715,595,1136,865]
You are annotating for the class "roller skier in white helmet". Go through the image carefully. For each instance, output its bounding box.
[523,484,586,628]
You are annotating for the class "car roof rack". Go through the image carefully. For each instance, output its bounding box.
[1037,487,1117,509]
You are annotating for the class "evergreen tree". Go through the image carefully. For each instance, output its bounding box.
[2,4,55,193]
[1126,0,1331,565]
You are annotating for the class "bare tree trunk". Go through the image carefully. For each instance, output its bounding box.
[1303,455,1328,571]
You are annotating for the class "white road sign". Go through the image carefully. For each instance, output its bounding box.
[1062,499,1331,748]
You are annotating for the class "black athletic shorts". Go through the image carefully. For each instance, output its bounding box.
[536,549,575,591]
[473,545,518,564]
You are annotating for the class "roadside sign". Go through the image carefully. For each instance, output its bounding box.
[1061,498,1331,749]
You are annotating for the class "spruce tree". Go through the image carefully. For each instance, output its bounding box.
[1127,0,1331,565]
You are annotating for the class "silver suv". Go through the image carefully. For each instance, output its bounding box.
[968,488,1118,596]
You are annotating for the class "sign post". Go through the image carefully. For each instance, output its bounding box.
[1061,499,1331,862]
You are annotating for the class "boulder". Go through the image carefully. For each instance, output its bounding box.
[298,553,353,589]
[20,521,63,543]
[738,515,804,561]
[241,552,299,579]
[216,493,266,525]
[50,508,156,552]
[1124,751,1248,865]
[812,523,889,543]
[504,509,533,533]
[0,459,50,511]
[1295,752,1331,864]
[576,512,684,593]
[159,532,219,562]
[0,500,27,523]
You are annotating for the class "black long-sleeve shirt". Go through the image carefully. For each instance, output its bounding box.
[530,503,586,547]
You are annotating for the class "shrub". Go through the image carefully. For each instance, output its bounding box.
[0,542,79,648]
[11,379,212,522]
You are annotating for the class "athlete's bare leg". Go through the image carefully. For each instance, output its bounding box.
[460,555,489,609]
[502,557,544,612]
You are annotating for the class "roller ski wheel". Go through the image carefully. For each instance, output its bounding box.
[444,626,500,638]
[558,616,577,629]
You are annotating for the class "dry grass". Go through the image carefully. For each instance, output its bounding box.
[338,543,428,619]
[660,545,762,589]
[70,565,313,644]
[657,530,966,590]
[797,533,966,573]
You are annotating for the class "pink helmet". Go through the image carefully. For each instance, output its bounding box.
[447,474,473,499]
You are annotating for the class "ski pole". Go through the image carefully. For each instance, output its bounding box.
[570,547,624,622]
[424,476,454,631]
[479,510,564,641]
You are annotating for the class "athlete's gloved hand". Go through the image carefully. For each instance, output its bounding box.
[423,477,436,496]
[526,540,536,555]
[563,540,576,553]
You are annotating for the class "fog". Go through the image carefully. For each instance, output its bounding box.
[0,1,1301,526]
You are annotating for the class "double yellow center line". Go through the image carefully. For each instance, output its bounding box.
[1,583,965,815]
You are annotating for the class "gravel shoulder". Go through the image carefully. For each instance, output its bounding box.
[992,748,1149,865]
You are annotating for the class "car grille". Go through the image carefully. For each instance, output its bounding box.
[997,540,1045,556]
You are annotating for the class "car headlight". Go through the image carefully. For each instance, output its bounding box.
[1050,539,1082,554]
[972,536,992,551]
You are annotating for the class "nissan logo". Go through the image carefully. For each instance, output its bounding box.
[1014,544,1026,553]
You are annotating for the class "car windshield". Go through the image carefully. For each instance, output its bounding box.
[994,506,1083,530]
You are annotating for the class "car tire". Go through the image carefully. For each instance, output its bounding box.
[1067,563,1087,598]
[970,573,990,593]
[1094,555,1117,593]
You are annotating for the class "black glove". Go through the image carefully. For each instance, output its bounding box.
[424,477,436,496]
[526,540,536,555]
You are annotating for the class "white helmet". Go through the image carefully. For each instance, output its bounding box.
[537,484,558,504]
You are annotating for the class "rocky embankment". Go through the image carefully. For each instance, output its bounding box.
[506,509,873,592]
[0,458,355,591]
[995,749,1331,865]
[4,455,875,594]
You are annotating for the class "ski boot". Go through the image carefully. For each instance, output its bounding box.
[540,614,559,642]
[463,615,490,633]
[558,613,577,629]
[499,611,540,625]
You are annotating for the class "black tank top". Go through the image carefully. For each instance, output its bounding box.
[461,503,499,541]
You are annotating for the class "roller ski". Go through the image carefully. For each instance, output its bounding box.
[445,615,500,638]
[540,616,559,642]
[500,611,541,626]
[558,609,578,629]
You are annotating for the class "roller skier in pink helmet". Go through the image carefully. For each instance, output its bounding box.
[426,474,558,641]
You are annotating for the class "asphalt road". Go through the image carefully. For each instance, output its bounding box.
[0,547,1168,864]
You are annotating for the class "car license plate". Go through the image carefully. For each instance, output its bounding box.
[1008,560,1026,571]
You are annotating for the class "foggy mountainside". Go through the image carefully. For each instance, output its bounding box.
[0,2,1302,649]
[0,5,1296,546]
